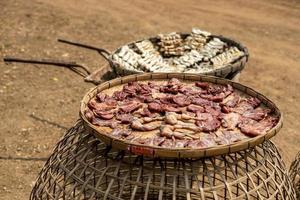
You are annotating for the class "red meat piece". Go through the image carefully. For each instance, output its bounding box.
[173,95,191,107]
[195,82,209,89]
[119,102,142,113]
[187,104,205,113]
[148,102,162,112]
[238,116,277,137]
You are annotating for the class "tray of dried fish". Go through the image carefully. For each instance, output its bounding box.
[108,28,248,79]
[80,73,282,158]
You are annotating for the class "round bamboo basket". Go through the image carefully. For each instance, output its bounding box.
[30,120,297,200]
[97,32,249,80]
[289,152,300,198]
[80,73,283,159]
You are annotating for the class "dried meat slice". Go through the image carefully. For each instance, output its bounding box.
[91,117,118,128]
[195,82,209,89]
[232,97,261,114]
[137,94,154,103]
[173,95,191,107]
[84,109,94,121]
[220,112,241,130]
[195,112,221,132]
[96,93,108,102]
[238,116,277,137]
[119,101,142,113]
[160,78,182,94]
[191,97,213,107]
[221,93,240,108]
[204,105,221,117]
[214,130,248,145]
[161,104,182,113]
[138,107,153,117]
[148,102,162,112]
[112,91,129,101]
[187,104,205,113]
[179,86,203,96]
[242,107,271,121]
[187,136,216,148]
[88,98,117,111]
[116,113,133,124]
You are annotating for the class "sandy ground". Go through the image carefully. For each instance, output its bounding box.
[0,0,299,199]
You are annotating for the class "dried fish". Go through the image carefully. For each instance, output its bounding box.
[198,38,227,61]
[211,47,244,68]
[158,32,185,56]
[110,28,246,74]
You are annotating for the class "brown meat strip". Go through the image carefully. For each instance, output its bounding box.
[173,95,191,107]
[96,93,108,102]
[112,91,128,101]
[119,102,142,113]
[161,104,182,113]
[220,112,241,130]
[242,107,271,121]
[238,116,278,137]
[191,97,213,107]
[214,130,248,145]
[148,102,162,112]
[93,109,114,120]
[195,112,221,132]
[91,117,118,128]
[232,97,261,114]
[221,93,240,108]
[195,82,209,89]
[187,104,205,113]
[116,113,133,124]
[159,78,182,94]
[187,136,216,148]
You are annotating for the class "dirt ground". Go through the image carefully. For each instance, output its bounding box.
[0,0,299,199]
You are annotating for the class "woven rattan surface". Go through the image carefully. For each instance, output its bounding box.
[80,73,283,158]
[30,120,296,200]
[289,152,300,199]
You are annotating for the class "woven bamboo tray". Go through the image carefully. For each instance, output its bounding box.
[102,34,249,79]
[30,120,297,200]
[80,73,283,159]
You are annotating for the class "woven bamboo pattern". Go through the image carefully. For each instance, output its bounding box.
[80,73,283,158]
[289,152,300,198]
[30,120,296,200]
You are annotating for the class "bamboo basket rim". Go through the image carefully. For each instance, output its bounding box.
[108,32,249,76]
[80,73,282,158]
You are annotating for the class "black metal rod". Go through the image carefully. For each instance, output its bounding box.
[4,57,77,66]
[3,57,91,77]
[57,38,111,56]
[57,38,116,74]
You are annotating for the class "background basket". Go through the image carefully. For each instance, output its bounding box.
[81,73,283,158]
[109,34,249,81]
[30,120,296,200]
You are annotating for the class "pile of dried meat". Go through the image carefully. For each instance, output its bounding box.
[84,78,278,149]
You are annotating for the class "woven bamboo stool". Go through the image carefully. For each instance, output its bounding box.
[289,152,300,198]
[30,120,296,200]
